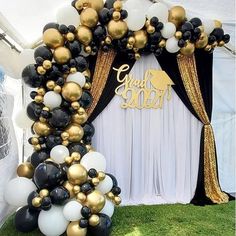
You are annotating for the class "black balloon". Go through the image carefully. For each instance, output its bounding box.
[27,191,40,211]
[41,197,52,211]
[79,218,89,228]
[48,64,63,81]
[112,186,121,195]
[31,149,50,168]
[27,101,44,121]
[80,183,94,194]
[67,142,87,156]
[59,24,68,34]
[33,162,65,189]
[50,186,70,205]
[34,46,53,61]
[106,173,118,188]
[75,56,88,72]
[48,108,71,128]
[14,206,39,233]
[88,168,98,178]
[22,64,42,88]
[94,25,107,41]
[120,10,128,20]
[190,18,202,28]
[223,34,230,43]
[104,0,115,9]
[82,122,95,139]
[88,213,112,236]
[45,135,62,149]
[81,206,92,219]
[98,8,110,25]
[211,28,224,41]
[181,22,194,32]
[43,22,59,32]
[79,91,93,109]
[66,40,82,57]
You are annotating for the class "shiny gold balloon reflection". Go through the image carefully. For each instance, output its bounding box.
[43,29,64,49]
[76,26,93,46]
[107,20,128,39]
[67,222,87,236]
[67,164,88,185]
[89,214,100,226]
[17,162,34,179]
[134,30,148,49]
[85,190,105,213]
[62,82,82,102]
[195,33,208,49]
[63,181,75,198]
[33,121,52,136]
[180,42,195,56]
[168,6,186,27]
[65,123,84,142]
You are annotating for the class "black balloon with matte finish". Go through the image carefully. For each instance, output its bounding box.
[75,56,88,72]
[88,213,112,236]
[34,46,53,61]
[48,108,71,128]
[93,25,107,41]
[82,122,95,139]
[43,22,59,32]
[210,28,224,41]
[104,0,115,9]
[50,186,70,205]
[14,206,39,233]
[99,8,111,24]
[190,18,202,28]
[66,40,82,57]
[27,191,40,211]
[68,142,87,156]
[81,206,92,219]
[27,102,44,121]
[79,91,93,109]
[33,162,65,189]
[45,135,62,149]
[22,65,43,88]
[31,149,50,168]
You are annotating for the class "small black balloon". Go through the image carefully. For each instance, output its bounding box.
[48,108,71,128]
[120,10,128,19]
[41,197,52,211]
[156,22,164,31]
[43,22,59,32]
[79,218,89,228]
[27,191,40,211]
[81,206,92,219]
[112,186,121,195]
[82,123,95,139]
[59,24,68,34]
[30,91,38,99]
[149,32,162,43]
[31,149,50,168]
[34,46,53,61]
[178,39,186,48]
[45,135,62,149]
[50,186,70,205]
[150,17,159,27]
[211,28,224,41]
[106,173,118,188]
[79,91,93,109]
[190,18,202,28]
[182,31,192,40]
[66,40,82,57]
[56,77,65,86]
[94,25,106,41]
[15,206,39,233]
[104,0,115,9]
[33,162,65,189]
[81,183,94,194]
[88,168,98,178]
[35,57,44,65]
[68,142,87,156]
[208,35,217,44]
[75,56,88,72]
[223,34,230,43]
[88,213,112,236]
[181,22,194,33]
[68,25,76,33]
[22,64,42,88]
[154,48,163,57]
[99,8,110,24]
[27,101,44,121]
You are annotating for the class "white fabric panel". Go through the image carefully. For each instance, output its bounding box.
[93,54,203,205]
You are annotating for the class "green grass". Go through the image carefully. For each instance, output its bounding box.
[0,201,235,236]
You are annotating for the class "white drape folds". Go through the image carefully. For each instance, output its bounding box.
[92,54,203,205]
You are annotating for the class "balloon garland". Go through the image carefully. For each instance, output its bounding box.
[4,0,230,236]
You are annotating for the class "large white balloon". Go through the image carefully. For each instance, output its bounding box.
[96,175,113,194]
[67,72,86,88]
[161,22,176,39]
[202,19,215,35]
[19,49,35,69]
[166,37,180,53]
[123,0,143,11]
[50,145,70,164]
[38,206,69,236]
[100,199,115,218]
[43,91,62,109]
[146,3,169,23]
[63,200,83,221]
[15,109,34,129]
[4,177,36,207]
[126,9,146,31]
[80,152,106,172]
[56,5,80,27]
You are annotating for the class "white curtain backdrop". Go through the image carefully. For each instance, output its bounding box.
[93,54,203,205]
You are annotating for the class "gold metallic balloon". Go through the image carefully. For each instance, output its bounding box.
[53,47,71,64]
[67,164,88,185]
[32,197,42,208]
[214,20,222,28]
[134,30,148,49]
[76,192,87,203]
[85,190,105,213]
[67,222,87,236]
[33,121,52,136]
[195,32,208,49]
[107,20,128,39]
[43,29,64,49]
[39,189,49,198]
[168,6,186,27]
[80,8,98,28]
[89,214,100,226]
[17,162,34,179]
[180,42,195,56]
[76,26,93,45]
[62,82,82,102]
[72,112,88,125]
[88,0,104,12]
[65,123,84,142]
[175,31,183,40]
[63,181,75,198]
[114,196,122,205]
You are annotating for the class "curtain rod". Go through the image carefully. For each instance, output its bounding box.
[0,32,21,53]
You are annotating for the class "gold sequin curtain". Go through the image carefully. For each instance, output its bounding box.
[177,54,229,204]
[87,49,117,116]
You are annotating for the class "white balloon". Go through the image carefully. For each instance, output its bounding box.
[100,199,115,218]
[15,109,34,129]
[123,0,143,11]
[203,19,215,35]
[80,152,106,172]
[146,3,169,23]
[96,175,113,194]
[63,200,83,221]
[166,37,180,53]
[43,91,62,109]
[67,72,86,88]
[38,206,69,236]
[126,9,146,31]
[19,49,35,69]
[50,145,70,164]
[4,177,36,207]
[56,4,80,27]
[161,22,176,39]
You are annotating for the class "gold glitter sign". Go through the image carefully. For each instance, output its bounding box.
[114,64,174,109]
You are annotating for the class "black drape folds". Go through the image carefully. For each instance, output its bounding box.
[88,53,135,122]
